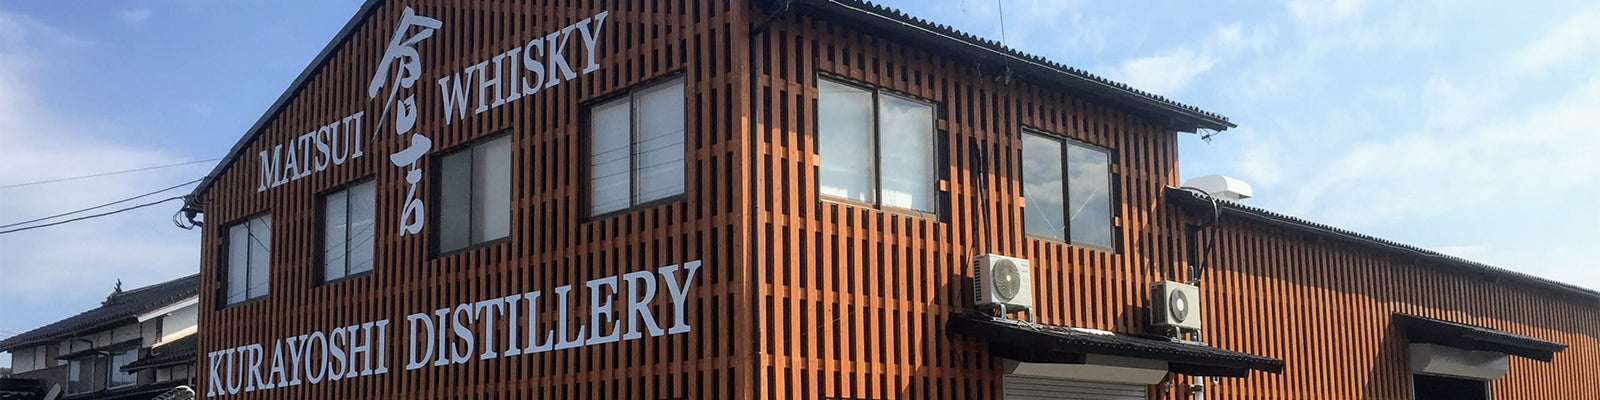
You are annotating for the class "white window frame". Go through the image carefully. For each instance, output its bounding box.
[224,214,271,305]
[107,348,138,389]
[435,133,512,254]
[816,75,940,214]
[587,77,687,217]
[322,180,377,282]
[1020,128,1116,249]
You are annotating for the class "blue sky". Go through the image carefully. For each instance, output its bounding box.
[2,0,1597,367]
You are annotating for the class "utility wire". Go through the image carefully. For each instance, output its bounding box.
[0,178,201,229]
[0,197,184,235]
[0,158,218,189]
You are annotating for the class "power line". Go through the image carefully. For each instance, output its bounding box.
[0,179,201,229]
[0,197,184,235]
[0,158,219,189]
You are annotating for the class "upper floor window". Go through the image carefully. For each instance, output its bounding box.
[817,77,937,213]
[68,357,94,394]
[1021,129,1114,248]
[225,214,271,305]
[589,77,686,216]
[108,349,138,388]
[323,180,376,282]
[437,134,511,254]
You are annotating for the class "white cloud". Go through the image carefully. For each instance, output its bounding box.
[1106,23,1267,96]
[116,8,152,26]
[1287,0,1367,28]
[1508,9,1600,76]
[0,12,201,316]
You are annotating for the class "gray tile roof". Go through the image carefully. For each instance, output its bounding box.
[120,335,197,372]
[0,275,199,352]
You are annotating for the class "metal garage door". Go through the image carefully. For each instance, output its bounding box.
[1003,375,1147,400]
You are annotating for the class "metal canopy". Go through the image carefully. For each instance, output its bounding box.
[947,312,1285,377]
[1393,313,1567,362]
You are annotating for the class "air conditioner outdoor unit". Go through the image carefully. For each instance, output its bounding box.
[1150,281,1203,331]
[974,254,1033,313]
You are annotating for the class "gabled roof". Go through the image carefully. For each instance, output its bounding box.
[186,0,386,206]
[186,0,1233,204]
[0,275,200,352]
[1166,187,1600,303]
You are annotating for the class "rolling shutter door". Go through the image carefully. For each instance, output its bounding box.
[1004,375,1147,400]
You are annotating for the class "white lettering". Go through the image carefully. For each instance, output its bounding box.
[587,276,621,345]
[405,313,435,371]
[203,260,700,397]
[575,12,609,74]
[622,269,663,340]
[661,261,702,334]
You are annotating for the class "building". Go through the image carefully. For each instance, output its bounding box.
[180,0,1599,398]
[0,275,200,400]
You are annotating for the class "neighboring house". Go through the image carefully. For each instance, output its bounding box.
[0,275,198,400]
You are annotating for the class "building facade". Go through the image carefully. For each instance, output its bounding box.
[0,275,200,400]
[183,0,1599,399]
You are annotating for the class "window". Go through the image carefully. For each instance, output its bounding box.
[437,134,511,253]
[323,180,376,281]
[108,349,138,388]
[225,214,271,305]
[68,357,94,394]
[1021,129,1114,248]
[817,77,937,213]
[589,78,686,216]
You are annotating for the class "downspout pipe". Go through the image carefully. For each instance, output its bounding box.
[1179,186,1221,284]
[753,0,793,35]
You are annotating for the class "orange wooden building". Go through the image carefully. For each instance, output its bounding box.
[182,0,1600,399]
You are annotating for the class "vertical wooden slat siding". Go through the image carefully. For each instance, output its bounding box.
[195,1,1598,399]
[199,1,750,399]
[745,9,1598,400]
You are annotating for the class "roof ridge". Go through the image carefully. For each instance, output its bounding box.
[0,274,200,351]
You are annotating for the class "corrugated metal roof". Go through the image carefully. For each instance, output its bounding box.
[1166,186,1600,302]
[0,275,200,352]
[773,0,1235,132]
[186,0,1234,204]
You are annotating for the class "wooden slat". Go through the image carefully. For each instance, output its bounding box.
[196,2,1598,400]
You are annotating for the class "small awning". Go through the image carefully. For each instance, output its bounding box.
[948,313,1284,377]
[123,335,197,372]
[1393,313,1566,362]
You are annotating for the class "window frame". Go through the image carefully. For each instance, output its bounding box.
[106,347,139,390]
[1019,127,1118,252]
[66,356,95,395]
[317,178,378,284]
[582,74,689,219]
[220,213,272,307]
[814,73,943,218]
[431,132,514,257]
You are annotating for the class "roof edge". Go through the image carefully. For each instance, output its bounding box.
[187,0,387,204]
[1166,186,1600,303]
[776,0,1236,132]
[190,0,1236,205]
